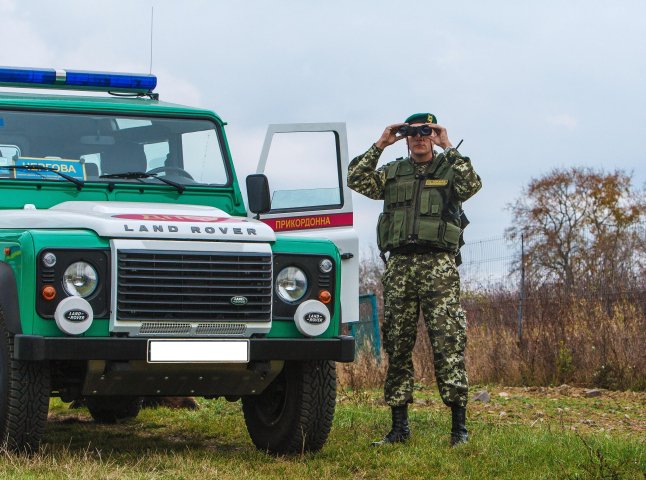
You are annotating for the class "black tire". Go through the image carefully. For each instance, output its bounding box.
[86,396,143,424]
[242,360,336,454]
[0,310,50,452]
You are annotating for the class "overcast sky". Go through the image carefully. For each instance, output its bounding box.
[2,0,644,250]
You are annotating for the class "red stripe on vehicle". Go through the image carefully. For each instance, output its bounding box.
[113,214,243,223]
[262,212,353,232]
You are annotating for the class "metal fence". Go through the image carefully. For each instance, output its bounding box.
[459,235,519,290]
[460,223,646,291]
[459,223,646,340]
[348,294,381,359]
[350,221,645,353]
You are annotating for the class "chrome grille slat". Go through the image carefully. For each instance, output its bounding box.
[196,323,246,335]
[117,283,270,291]
[137,322,247,335]
[122,258,268,266]
[139,322,192,334]
[119,300,271,307]
[118,274,271,282]
[117,250,272,322]
[121,285,271,298]
[119,307,272,313]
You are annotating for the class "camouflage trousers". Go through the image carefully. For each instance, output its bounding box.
[382,251,468,408]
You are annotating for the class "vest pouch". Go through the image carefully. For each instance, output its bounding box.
[392,209,406,246]
[418,217,441,243]
[443,222,462,248]
[377,210,406,251]
[386,163,398,180]
[420,189,431,215]
[385,183,397,207]
[419,187,443,216]
[405,182,414,201]
[396,183,406,203]
[394,181,414,205]
[376,212,391,251]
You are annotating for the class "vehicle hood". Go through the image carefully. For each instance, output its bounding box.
[0,201,275,242]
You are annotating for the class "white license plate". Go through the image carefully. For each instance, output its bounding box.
[147,340,249,363]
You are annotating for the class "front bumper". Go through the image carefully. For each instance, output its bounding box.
[14,334,355,363]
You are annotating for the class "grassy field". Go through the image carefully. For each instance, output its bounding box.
[1,385,644,479]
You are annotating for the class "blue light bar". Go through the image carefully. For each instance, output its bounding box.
[0,66,56,85]
[65,70,157,93]
[0,66,157,94]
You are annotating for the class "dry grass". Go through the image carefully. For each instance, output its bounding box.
[342,254,646,391]
[465,291,645,390]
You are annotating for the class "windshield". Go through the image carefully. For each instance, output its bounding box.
[0,110,229,186]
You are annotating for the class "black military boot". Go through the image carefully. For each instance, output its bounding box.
[450,406,468,446]
[371,405,411,446]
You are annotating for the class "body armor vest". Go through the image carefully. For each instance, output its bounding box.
[377,154,463,253]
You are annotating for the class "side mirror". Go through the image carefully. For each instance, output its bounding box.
[246,174,271,215]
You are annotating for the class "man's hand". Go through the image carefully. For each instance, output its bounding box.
[428,123,452,150]
[375,123,407,150]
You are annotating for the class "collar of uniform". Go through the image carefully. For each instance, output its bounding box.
[413,151,447,177]
[405,157,426,173]
[407,154,441,169]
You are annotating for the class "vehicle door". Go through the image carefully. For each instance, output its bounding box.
[255,123,358,324]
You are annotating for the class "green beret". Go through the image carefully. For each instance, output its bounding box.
[405,112,437,125]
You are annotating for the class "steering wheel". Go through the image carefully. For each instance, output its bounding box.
[146,166,194,180]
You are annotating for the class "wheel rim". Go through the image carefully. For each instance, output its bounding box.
[254,370,288,426]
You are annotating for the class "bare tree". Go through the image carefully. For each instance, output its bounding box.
[506,167,644,294]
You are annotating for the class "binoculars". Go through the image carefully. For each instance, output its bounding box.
[398,124,433,137]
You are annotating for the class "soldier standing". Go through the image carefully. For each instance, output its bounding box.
[347,113,482,446]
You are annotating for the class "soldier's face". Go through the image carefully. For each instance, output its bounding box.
[407,123,433,159]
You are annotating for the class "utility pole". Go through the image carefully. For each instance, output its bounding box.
[517,233,525,342]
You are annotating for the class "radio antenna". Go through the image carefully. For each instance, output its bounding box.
[149,6,154,74]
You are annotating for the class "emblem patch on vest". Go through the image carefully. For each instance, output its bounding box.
[425,179,448,187]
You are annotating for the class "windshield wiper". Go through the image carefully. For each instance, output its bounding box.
[99,171,185,193]
[0,164,84,190]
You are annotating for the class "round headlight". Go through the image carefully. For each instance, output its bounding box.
[276,267,308,303]
[63,261,98,298]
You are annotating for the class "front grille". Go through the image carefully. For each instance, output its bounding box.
[138,322,247,335]
[196,323,247,335]
[116,250,272,322]
[139,322,191,335]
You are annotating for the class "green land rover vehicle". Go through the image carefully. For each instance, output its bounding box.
[0,67,358,453]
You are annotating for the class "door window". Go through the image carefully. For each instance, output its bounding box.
[262,131,342,211]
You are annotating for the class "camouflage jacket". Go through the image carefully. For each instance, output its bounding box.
[347,143,482,202]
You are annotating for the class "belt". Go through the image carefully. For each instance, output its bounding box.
[389,244,451,256]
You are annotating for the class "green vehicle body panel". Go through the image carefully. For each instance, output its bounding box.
[1,230,341,339]
[0,181,242,215]
[9,230,109,336]
[0,89,343,342]
[269,236,341,339]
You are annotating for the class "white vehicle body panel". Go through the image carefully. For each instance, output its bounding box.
[255,123,359,323]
